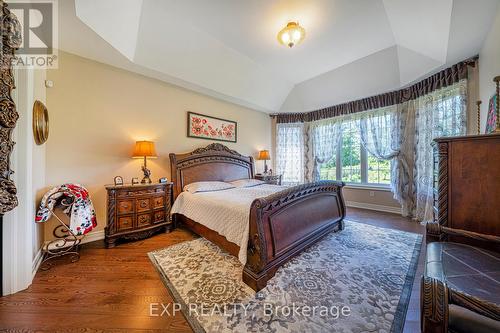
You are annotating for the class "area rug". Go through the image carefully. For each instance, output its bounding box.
[149,221,422,333]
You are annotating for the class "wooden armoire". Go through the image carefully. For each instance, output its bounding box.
[433,133,500,240]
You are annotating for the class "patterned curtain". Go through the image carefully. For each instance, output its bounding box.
[310,119,341,181]
[276,123,304,185]
[413,79,468,221]
[359,106,405,203]
[397,102,417,217]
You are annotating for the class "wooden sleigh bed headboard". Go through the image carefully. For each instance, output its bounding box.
[169,143,255,199]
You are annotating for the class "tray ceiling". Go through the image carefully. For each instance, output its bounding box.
[60,0,499,113]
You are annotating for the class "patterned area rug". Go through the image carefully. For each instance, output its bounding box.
[149,221,422,333]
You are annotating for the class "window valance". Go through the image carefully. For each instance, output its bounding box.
[272,57,476,124]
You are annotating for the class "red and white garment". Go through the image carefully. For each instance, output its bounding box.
[35,184,97,235]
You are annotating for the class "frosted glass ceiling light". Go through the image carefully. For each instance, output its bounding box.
[277,21,305,48]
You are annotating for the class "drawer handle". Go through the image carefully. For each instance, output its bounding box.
[123,220,129,225]
[122,204,129,209]
[140,201,148,208]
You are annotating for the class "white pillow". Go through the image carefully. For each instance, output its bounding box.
[230,179,266,188]
[183,181,235,193]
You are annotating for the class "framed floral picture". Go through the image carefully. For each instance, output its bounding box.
[187,112,237,143]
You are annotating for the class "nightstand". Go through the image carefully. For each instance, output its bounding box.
[105,182,173,248]
[255,174,282,185]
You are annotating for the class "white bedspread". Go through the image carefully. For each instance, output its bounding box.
[171,184,284,264]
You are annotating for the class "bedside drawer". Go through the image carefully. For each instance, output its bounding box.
[117,200,134,215]
[137,213,151,227]
[153,210,165,224]
[117,216,134,231]
[152,196,164,209]
[105,183,174,248]
[136,198,151,212]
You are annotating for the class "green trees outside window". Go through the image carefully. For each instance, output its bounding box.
[319,119,391,185]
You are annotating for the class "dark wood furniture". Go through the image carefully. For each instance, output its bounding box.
[422,133,500,332]
[254,173,282,185]
[169,143,346,291]
[105,183,173,248]
[431,133,500,249]
[421,222,500,333]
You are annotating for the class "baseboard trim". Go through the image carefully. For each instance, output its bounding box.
[41,230,105,251]
[32,248,43,278]
[346,201,402,215]
[82,230,105,244]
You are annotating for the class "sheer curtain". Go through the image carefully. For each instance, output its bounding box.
[276,123,304,185]
[359,106,401,187]
[274,80,468,221]
[310,119,341,181]
[413,79,467,221]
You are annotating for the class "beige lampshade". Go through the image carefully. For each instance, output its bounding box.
[257,150,270,160]
[132,141,157,158]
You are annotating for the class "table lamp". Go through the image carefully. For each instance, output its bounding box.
[132,140,157,184]
[257,150,271,174]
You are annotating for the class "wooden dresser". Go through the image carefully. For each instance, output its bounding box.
[105,183,173,248]
[433,134,500,240]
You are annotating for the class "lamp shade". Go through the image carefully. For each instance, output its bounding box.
[257,150,270,160]
[132,141,157,158]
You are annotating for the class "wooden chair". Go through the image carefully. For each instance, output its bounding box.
[421,222,500,333]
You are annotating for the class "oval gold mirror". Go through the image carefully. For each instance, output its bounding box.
[33,100,49,145]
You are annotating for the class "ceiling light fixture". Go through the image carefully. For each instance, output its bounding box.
[277,21,305,48]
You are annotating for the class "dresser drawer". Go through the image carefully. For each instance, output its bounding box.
[117,216,134,231]
[136,198,151,212]
[137,213,152,227]
[117,200,134,215]
[152,196,164,209]
[106,183,174,248]
[153,210,165,223]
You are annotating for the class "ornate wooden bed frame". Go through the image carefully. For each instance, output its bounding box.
[169,143,346,291]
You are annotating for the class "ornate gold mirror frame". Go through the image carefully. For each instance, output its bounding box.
[33,100,49,145]
[0,0,21,213]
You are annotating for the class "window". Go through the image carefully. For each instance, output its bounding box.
[319,119,391,186]
[276,123,304,185]
[367,155,391,184]
[340,119,362,183]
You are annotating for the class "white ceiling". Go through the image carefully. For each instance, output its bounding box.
[59,0,499,113]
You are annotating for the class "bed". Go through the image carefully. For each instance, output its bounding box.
[169,143,346,291]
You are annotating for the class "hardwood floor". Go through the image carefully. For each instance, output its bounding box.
[0,208,425,332]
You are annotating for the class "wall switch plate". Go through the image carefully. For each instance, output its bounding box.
[369,191,375,197]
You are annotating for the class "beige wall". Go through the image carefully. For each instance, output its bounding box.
[479,5,500,131]
[32,69,47,256]
[45,52,272,235]
[343,187,400,209]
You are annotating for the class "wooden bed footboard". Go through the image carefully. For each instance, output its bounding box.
[170,144,346,291]
[243,180,346,291]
